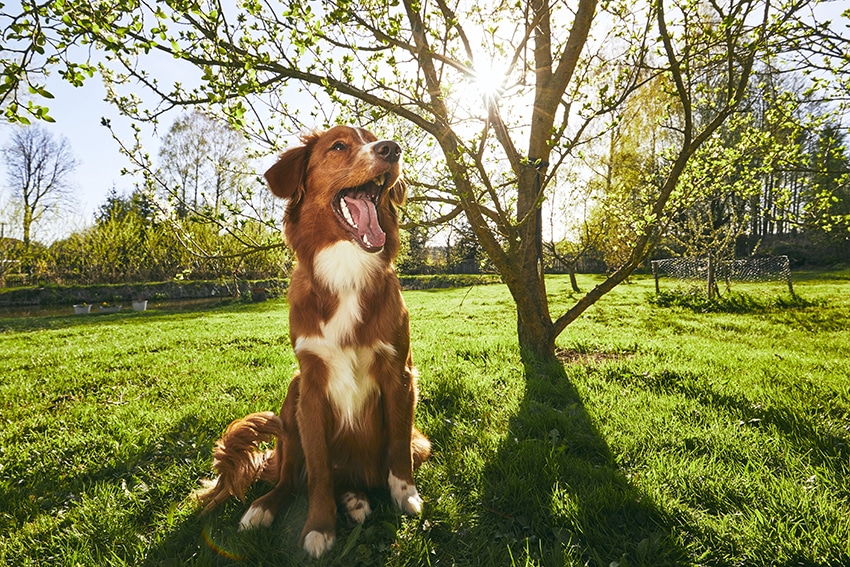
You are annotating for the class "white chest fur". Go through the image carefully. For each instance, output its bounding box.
[295,241,394,429]
[313,240,383,295]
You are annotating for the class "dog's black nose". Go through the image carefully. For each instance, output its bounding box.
[374,140,401,163]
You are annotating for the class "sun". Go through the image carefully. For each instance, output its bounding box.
[470,67,505,102]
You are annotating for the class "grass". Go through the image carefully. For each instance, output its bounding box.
[1,271,849,566]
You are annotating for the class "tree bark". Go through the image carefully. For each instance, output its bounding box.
[568,267,580,293]
[22,208,33,247]
[499,253,556,362]
[517,300,556,363]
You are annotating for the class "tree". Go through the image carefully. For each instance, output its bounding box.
[105,110,288,272]
[444,218,486,274]
[97,185,156,226]
[396,223,430,275]
[659,67,848,264]
[158,111,249,217]
[56,188,164,284]
[1,125,77,246]
[804,124,850,240]
[579,74,678,277]
[2,0,845,361]
[48,186,291,285]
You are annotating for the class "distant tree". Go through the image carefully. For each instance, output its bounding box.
[49,187,167,284]
[661,68,846,265]
[544,240,591,292]
[0,218,18,286]
[665,115,771,264]
[805,124,850,240]
[158,111,249,217]
[445,219,486,274]
[49,186,290,284]
[1,125,77,246]
[397,223,430,275]
[96,186,156,226]
[579,74,676,277]
[739,68,814,241]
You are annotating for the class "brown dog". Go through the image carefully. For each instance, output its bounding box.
[197,125,430,558]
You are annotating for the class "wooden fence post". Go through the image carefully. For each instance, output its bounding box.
[706,255,715,300]
[652,261,660,294]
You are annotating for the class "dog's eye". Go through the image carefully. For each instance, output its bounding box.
[330,141,347,151]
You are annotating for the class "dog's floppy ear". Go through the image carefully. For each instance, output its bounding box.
[264,145,310,203]
[388,176,407,207]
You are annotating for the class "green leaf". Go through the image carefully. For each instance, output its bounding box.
[338,522,363,559]
[28,85,55,99]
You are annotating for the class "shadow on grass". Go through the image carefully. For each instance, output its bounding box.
[462,354,685,566]
[1,354,684,565]
[619,367,850,476]
[4,409,308,565]
[0,413,218,564]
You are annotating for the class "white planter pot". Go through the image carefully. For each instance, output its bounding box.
[73,304,91,315]
[132,300,148,312]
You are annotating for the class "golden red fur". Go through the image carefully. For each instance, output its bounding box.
[196,125,430,558]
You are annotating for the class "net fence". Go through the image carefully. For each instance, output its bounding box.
[651,255,791,283]
[651,255,794,297]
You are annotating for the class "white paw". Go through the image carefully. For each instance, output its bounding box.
[238,503,274,531]
[303,530,335,558]
[388,472,423,515]
[341,491,372,524]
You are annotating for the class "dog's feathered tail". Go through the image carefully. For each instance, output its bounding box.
[412,428,431,469]
[194,411,285,514]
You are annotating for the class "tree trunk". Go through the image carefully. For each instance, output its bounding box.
[507,263,556,362]
[568,266,580,293]
[517,307,556,363]
[22,207,33,247]
[510,165,558,362]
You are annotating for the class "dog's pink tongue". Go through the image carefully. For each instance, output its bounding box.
[344,195,386,248]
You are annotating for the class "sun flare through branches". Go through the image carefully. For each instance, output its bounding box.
[469,66,506,104]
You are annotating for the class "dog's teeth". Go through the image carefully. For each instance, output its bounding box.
[342,202,357,228]
[363,234,371,247]
[374,174,386,187]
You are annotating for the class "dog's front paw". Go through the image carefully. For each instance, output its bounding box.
[303,530,335,558]
[389,472,423,515]
[238,502,275,531]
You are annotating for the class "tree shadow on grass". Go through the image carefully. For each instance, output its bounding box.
[461,354,686,566]
[146,356,688,567]
[1,349,688,565]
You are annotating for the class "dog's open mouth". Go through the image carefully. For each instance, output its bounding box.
[333,174,388,251]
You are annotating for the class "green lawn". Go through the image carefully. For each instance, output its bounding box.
[1,272,849,566]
